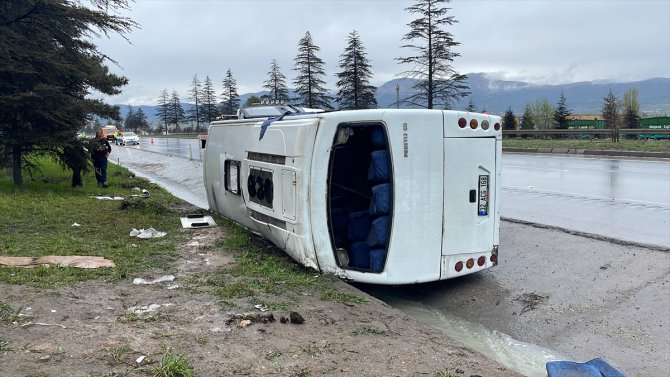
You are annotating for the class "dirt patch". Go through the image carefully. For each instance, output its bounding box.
[0,226,521,377]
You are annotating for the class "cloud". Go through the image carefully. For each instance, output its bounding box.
[93,0,670,105]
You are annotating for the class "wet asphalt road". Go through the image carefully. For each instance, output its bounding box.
[110,143,670,377]
[502,153,670,248]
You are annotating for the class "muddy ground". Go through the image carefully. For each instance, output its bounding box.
[0,224,521,377]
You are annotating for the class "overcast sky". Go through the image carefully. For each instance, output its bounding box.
[95,0,670,106]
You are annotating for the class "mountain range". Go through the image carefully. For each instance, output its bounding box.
[117,74,669,124]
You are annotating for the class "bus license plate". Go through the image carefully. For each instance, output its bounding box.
[478,175,489,216]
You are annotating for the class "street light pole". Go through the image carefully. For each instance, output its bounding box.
[396,84,400,109]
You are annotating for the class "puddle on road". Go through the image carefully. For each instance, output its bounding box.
[382,296,564,377]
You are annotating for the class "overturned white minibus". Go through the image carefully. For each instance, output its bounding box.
[203,109,501,285]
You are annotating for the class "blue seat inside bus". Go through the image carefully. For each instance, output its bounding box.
[367,216,390,248]
[368,150,391,182]
[369,183,392,216]
[350,241,371,269]
[328,124,391,272]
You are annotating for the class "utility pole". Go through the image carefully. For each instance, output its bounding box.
[396,84,400,109]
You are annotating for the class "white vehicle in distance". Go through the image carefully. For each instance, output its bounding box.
[116,131,139,146]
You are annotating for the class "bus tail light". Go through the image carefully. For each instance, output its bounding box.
[477,256,486,266]
[466,258,474,269]
[458,117,467,128]
[469,119,478,129]
[455,261,464,272]
[494,122,501,131]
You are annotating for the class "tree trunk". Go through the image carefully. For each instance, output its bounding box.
[11,146,23,186]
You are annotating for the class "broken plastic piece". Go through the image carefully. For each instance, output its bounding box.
[91,194,124,200]
[132,275,175,285]
[180,215,216,229]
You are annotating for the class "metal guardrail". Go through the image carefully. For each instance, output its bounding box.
[503,129,670,136]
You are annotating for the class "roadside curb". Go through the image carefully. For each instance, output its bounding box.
[503,147,670,159]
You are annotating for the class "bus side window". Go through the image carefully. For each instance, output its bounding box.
[224,160,241,195]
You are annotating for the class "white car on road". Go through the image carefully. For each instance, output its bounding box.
[117,131,139,146]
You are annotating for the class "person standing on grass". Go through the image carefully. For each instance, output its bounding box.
[91,128,112,187]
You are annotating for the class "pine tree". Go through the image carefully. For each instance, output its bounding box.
[335,30,378,110]
[503,107,516,130]
[263,60,289,103]
[221,69,240,115]
[553,90,571,129]
[396,0,469,109]
[187,74,202,130]
[521,103,535,130]
[135,108,149,133]
[124,106,136,131]
[602,90,619,142]
[201,76,219,124]
[155,89,170,134]
[169,90,185,132]
[0,0,136,186]
[293,31,332,110]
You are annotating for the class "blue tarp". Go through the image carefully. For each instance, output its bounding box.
[546,358,626,377]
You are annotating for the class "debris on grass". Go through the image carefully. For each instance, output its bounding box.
[133,275,175,285]
[129,228,167,239]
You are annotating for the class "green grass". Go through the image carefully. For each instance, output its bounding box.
[200,220,366,308]
[1,157,366,309]
[503,138,669,152]
[0,158,189,287]
[151,347,193,377]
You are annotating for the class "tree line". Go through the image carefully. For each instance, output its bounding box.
[498,88,642,142]
[2,0,470,186]
[150,0,469,133]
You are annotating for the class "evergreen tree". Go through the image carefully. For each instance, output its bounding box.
[521,103,535,130]
[0,0,135,186]
[221,69,240,115]
[263,60,289,103]
[335,30,377,110]
[134,108,149,133]
[124,106,136,131]
[503,107,516,130]
[187,74,202,130]
[396,0,469,109]
[553,90,571,129]
[602,89,619,142]
[293,31,332,110]
[155,89,170,135]
[623,88,640,130]
[201,76,219,124]
[169,90,185,132]
[465,97,477,112]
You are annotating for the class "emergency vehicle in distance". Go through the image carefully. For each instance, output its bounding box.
[203,107,502,285]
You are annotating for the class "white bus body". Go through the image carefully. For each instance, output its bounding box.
[203,109,501,285]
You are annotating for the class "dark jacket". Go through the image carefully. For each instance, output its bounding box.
[91,137,111,161]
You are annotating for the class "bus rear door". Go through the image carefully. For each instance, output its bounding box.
[440,114,500,279]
